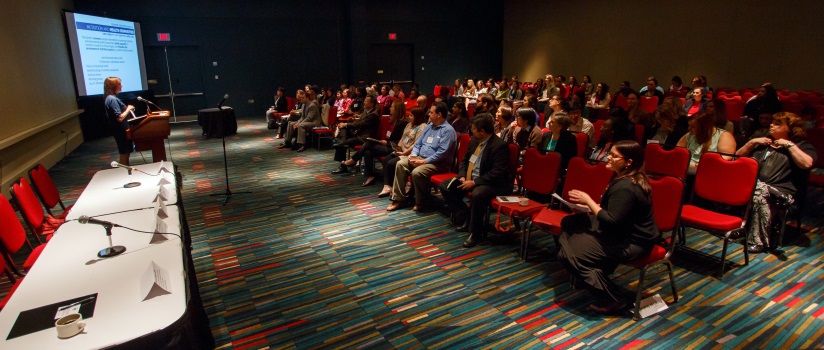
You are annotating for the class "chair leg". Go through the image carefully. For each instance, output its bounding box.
[521,219,532,261]
[719,238,729,278]
[633,267,648,321]
[666,261,678,303]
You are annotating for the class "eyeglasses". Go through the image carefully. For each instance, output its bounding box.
[607,153,623,159]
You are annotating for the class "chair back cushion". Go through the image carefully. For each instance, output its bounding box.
[562,157,612,204]
[29,164,60,209]
[455,133,472,166]
[378,116,392,140]
[522,148,560,195]
[574,132,588,157]
[0,196,26,254]
[645,144,690,178]
[11,178,45,229]
[650,176,684,232]
[694,152,758,205]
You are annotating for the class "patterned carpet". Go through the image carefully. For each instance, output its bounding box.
[4,116,824,349]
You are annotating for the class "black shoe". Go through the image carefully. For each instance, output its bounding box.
[331,165,349,174]
[747,244,765,254]
[296,145,307,152]
[456,220,469,232]
[463,233,484,248]
[277,143,290,149]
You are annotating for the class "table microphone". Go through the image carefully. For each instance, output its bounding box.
[111,161,141,187]
[79,215,126,258]
[217,94,228,108]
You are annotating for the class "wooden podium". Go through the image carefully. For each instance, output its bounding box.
[127,111,171,161]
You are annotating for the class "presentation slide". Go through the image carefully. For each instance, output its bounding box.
[64,12,148,96]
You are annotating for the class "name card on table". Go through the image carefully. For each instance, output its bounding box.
[156,160,173,175]
[153,184,171,203]
[154,196,169,219]
[140,261,172,301]
[150,217,169,244]
[157,172,173,186]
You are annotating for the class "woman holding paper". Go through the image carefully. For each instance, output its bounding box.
[104,76,135,166]
[557,140,659,315]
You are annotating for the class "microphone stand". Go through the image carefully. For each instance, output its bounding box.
[209,131,251,205]
[123,167,141,188]
[98,223,126,258]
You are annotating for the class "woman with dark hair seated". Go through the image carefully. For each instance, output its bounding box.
[377,107,427,197]
[448,101,471,134]
[626,91,652,128]
[508,107,543,157]
[495,105,515,142]
[342,99,408,186]
[539,112,578,171]
[666,76,689,98]
[559,140,659,314]
[735,112,816,253]
[684,87,709,117]
[706,98,734,133]
[586,82,611,110]
[543,93,568,128]
[645,104,687,147]
[676,112,736,173]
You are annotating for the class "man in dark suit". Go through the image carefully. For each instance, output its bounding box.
[439,113,512,248]
[331,95,380,173]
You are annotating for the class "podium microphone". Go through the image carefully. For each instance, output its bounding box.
[79,215,126,258]
[217,94,229,108]
[137,96,160,112]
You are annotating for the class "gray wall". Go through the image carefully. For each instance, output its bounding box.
[504,0,824,91]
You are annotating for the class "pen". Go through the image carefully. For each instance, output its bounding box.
[65,296,96,308]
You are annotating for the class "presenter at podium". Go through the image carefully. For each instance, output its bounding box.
[104,76,135,166]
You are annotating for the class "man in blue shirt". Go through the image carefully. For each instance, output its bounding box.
[387,102,457,212]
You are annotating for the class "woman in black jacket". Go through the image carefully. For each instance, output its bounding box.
[558,140,659,314]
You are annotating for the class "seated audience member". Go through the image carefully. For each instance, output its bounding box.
[626,92,653,128]
[278,90,305,141]
[386,102,457,212]
[568,106,595,148]
[474,93,497,116]
[347,87,365,115]
[558,140,659,315]
[522,94,538,110]
[463,79,478,104]
[543,93,568,128]
[743,82,782,123]
[318,87,329,105]
[570,91,590,121]
[533,78,546,101]
[640,78,665,105]
[676,112,736,172]
[587,83,611,109]
[365,82,378,100]
[508,81,524,101]
[666,76,689,97]
[707,98,734,133]
[453,79,465,98]
[614,81,634,97]
[378,107,427,198]
[734,112,817,253]
[509,107,543,157]
[279,87,320,152]
[331,96,380,170]
[553,75,568,99]
[439,114,512,248]
[496,80,511,101]
[266,87,288,136]
[568,76,583,96]
[476,79,488,95]
[495,105,515,142]
[342,99,408,186]
[608,108,633,142]
[485,79,498,98]
[645,104,687,147]
[392,84,405,101]
[684,87,709,117]
[590,118,617,162]
[376,85,393,113]
[405,89,419,112]
[336,90,353,116]
[448,101,472,134]
[582,75,595,100]
[747,113,774,140]
[538,74,555,109]
[540,112,578,172]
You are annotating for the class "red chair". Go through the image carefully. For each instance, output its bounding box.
[271,97,297,122]
[538,113,546,128]
[615,94,628,110]
[634,124,645,144]
[524,157,612,260]
[679,152,758,278]
[28,164,73,220]
[573,132,588,157]
[433,85,441,96]
[311,106,337,149]
[625,175,683,320]
[467,104,475,117]
[490,148,561,253]
[592,120,605,143]
[0,195,46,278]
[10,178,62,245]
[644,144,690,179]
[430,133,472,187]
[724,98,746,122]
[640,96,658,113]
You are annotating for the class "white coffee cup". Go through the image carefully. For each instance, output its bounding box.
[55,313,86,339]
[519,197,529,206]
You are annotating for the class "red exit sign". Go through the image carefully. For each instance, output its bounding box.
[157,33,170,41]
[388,33,397,40]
